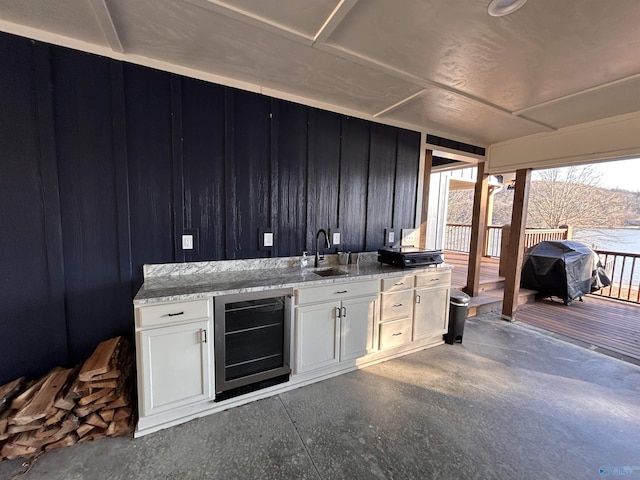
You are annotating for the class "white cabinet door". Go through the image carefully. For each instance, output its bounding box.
[413,286,450,340]
[340,295,377,361]
[295,302,340,373]
[139,320,211,417]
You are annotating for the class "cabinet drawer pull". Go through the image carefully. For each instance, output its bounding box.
[166,311,184,317]
[201,329,207,343]
[416,294,421,304]
[342,306,347,318]
[392,332,403,337]
[430,278,440,282]
[394,282,404,286]
[335,306,342,318]
[335,290,348,294]
[392,303,403,308]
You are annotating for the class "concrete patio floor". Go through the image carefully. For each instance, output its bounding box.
[2,313,639,480]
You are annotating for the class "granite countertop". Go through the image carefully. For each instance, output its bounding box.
[134,254,453,305]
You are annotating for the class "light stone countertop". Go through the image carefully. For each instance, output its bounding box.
[134,253,453,305]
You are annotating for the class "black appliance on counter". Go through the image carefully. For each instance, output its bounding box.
[214,288,292,401]
[378,247,444,268]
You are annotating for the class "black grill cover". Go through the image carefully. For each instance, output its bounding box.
[520,240,611,304]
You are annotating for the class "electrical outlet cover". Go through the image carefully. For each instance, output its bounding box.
[258,227,273,250]
[329,228,341,246]
[401,228,419,246]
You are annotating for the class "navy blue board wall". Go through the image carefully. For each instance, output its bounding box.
[0,30,421,384]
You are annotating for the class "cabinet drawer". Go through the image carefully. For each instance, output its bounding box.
[379,317,412,350]
[380,290,413,320]
[295,279,378,305]
[381,275,414,292]
[136,299,211,328]
[415,270,451,288]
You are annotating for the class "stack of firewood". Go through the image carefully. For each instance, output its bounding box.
[0,336,135,462]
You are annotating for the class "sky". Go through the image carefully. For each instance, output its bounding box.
[593,158,640,192]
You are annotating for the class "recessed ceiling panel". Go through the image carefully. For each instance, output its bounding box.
[519,76,640,129]
[209,0,340,37]
[109,0,423,114]
[327,0,640,112]
[383,88,549,145]
[0,0,107,47]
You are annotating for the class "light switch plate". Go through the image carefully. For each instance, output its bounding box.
[258,227,273,251]
[182,234,194,250]
[384,228,397,247]
[264,232,273,247]
[329,228,341,246]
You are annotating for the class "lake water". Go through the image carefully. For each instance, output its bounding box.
[572,228,640,254]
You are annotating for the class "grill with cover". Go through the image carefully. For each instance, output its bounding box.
[520,240,610,305]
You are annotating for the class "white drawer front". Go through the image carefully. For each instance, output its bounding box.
[136,299,211,328]
[379,317,413,350]
[295,279,378,305]
[380,290,413,320]
[415,270,451,288]
[381,275,414,292]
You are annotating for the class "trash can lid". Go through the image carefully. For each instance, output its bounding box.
[450,289,470,305]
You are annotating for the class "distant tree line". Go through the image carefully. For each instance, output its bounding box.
[447,165,640,229]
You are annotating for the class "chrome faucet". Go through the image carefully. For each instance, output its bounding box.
[315,229,331,267]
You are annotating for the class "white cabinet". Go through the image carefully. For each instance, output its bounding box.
[294,280,378,373]
[295,302,341,373]
[340,295,378,361]
[413,271,451,340]
[135,299,212,418]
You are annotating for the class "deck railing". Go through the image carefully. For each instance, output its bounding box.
[592,250,640,304]
[445,224,571,257]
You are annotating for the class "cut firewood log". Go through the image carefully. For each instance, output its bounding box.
[0,377,26,414]
[77,388,112,406]
[85,413,108,429]
[81,379,118,389]
[77,427,106,443]
[76,423,94,438]
[10,368,72,426]
[73,402,104,418]
[0,441,38,460]
[7,419,45,434]
[0,408,14,435]
[99,409,115,423]
[87,369,121,381]
[45,432,77,451]
[112,407,132,422]
[106,417,133,437]
[78,337,122,382]
[10,374,49,410]
[53,365,80,410]
[43,408,67,427]
[103,396,129,411]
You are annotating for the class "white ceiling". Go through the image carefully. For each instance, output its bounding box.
[2,0,640,147]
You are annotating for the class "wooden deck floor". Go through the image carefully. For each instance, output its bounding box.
[516,296,640,361]
[446,250,640,362]
[444,251,502,289]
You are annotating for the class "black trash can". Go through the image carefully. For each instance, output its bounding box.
[445,289,470,344]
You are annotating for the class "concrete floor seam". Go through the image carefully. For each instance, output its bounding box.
[277,394,323,480]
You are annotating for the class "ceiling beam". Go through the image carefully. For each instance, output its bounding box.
[87,0,123,53]
[313,0,359,44]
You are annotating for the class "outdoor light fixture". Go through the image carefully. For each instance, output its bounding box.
[488,0,528,17]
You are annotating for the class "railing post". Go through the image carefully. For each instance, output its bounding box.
[559,224,573,240]
[499,224,511,277]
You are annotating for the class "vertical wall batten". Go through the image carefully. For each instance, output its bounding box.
[110,61,133,294]
[170,76,185,263]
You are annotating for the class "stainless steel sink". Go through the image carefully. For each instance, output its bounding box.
[312,267,349,277]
